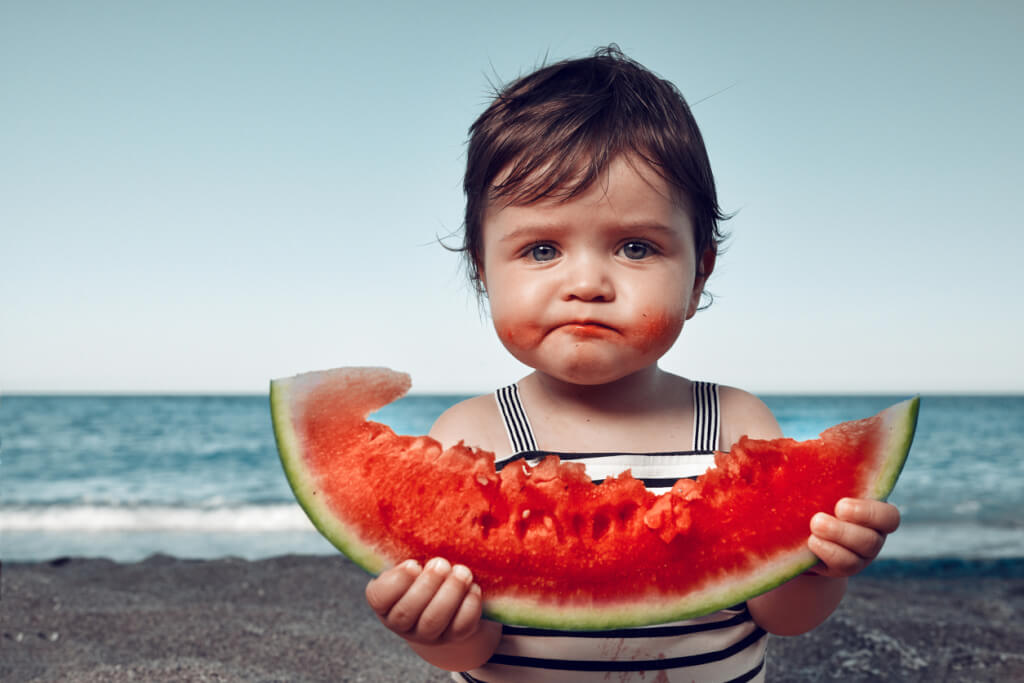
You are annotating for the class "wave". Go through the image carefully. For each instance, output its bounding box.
[0,504,316,532]
[3,507,1023,563]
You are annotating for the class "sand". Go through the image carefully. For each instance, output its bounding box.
[2,555,1022,682]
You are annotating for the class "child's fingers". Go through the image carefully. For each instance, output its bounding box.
[412,564,476,642]
[835,498,901,534]
[811,512,886,561]
[365,559,422,616]
[442,582,485,642]
[807,534,867,577]
[381,557,450,634]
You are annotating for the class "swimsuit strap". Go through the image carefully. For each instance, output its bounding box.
[495,383,538,454]
[496,380,721,455]
[691,381,721,452]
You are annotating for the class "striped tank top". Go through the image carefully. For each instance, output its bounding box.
[454,381,767,683]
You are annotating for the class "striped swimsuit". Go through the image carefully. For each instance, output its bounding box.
[455,381,767,683]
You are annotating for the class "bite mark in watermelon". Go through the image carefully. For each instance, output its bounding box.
[270,367,918,630]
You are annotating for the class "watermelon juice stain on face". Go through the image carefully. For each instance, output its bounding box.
[495,322,546,350]
[625,310,682,354]
[495,310,684,387]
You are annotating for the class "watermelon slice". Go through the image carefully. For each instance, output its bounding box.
[270,367,918,630]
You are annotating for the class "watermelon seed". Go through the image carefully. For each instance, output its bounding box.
[522,509,531,519]
[618,503,638,526]
[478,513,498,538]
[476,474,489,486]
[571,514,584,537]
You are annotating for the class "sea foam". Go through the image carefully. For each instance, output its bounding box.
[0,503,314,532]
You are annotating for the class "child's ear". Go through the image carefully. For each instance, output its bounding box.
[686,247,717,320]
[477,262,487,295]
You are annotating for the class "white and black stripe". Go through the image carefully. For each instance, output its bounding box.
[494,384,538,454]
[492,381,721,494]
[496,381,719,457]
[494,450,715,494]
[454,607,766,681]
[459,653,765,682]
[489,627,765,670]
[691,380,720,452]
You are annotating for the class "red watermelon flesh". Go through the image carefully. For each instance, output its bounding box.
[270,367,918,629]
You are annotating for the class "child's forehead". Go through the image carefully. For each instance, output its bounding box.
[482,163,699,254]
[486,152,689,215]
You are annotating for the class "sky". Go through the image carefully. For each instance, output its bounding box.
[2,1,1022,395]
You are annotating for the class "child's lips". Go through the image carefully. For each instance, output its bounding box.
[558,321,618,338]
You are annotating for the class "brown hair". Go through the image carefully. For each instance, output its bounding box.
[460,45,727,303]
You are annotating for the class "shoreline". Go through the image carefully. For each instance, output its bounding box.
[2,555,1022,682]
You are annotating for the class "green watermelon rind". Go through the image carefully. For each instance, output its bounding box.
[271,368,919,630]
[271,373,396,576]
[869,396,920,502]
[482,545,821,629]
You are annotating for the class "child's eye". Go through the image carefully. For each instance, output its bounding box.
[619,241,654,260]
[528,244,559,262]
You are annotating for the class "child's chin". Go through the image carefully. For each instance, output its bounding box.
[542,359,649,387]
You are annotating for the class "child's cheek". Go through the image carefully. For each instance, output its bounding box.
[626,310,684,353]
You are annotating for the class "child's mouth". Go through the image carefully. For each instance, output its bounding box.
[560,321,617,338]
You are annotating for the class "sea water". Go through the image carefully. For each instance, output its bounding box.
[1,393,1022,563]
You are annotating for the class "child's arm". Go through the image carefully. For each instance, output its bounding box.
[365,557,502,671]
[720,387,902,635]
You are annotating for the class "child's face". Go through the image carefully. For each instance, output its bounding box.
[480,155,711,386]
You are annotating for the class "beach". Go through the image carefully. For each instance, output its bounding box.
[2,555,1021,682]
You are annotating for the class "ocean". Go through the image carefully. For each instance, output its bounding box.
[2,393,1022,564]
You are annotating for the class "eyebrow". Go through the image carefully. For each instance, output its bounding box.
[497,225,563,243]
[497,221,681,243]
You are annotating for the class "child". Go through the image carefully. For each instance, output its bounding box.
[364,46,900,682]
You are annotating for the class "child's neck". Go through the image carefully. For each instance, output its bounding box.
[527,365,671,415]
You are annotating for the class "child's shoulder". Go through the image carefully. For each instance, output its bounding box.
[717,384,783,448]
[429,392,512,457]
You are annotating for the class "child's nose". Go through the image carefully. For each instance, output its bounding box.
[562,255,615,302]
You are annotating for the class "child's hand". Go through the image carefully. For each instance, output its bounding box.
[365,557,485,646]
[806,497,901,578]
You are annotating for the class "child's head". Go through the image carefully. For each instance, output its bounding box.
[461,45,726,300]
